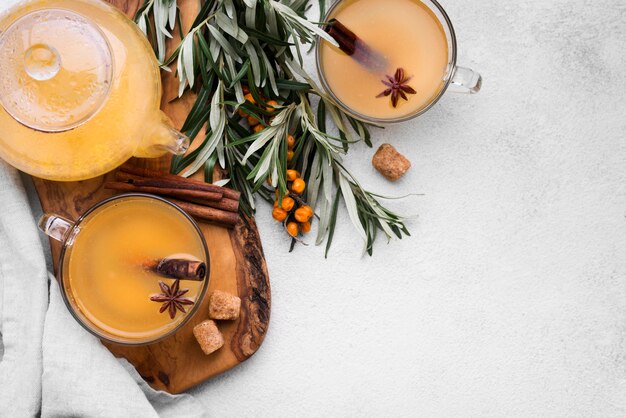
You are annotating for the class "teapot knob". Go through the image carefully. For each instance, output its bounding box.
[24,44,61,81]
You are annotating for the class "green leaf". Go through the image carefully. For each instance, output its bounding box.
[216,11,249,44]
[318,0,327,22]
[223,0,235,19]
[272,1,337,43]
[259,48,279,95]
[339,173,367,245]
[181,32,195,93]
[324,187,341,257]
[244,42,262,87]
[207,24,243,63]
[317,99,326,131]
[275,79,311,91]
[204,153,218,183]
[242,128,276,163]
[242,26,294,46]
[182,81,227,176]
[228,60,251,88]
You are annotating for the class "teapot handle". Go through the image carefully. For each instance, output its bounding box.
[134,111,190,158]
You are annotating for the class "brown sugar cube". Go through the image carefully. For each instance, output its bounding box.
[193,320,224,355]
[208,290,241,320]
[371,144,411,181]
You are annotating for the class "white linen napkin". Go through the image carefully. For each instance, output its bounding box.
[0,160,207,417]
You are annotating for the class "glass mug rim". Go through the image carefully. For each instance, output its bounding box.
[55,193,211,346]
[315,0,458,124]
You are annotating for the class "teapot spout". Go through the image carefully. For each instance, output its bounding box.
[134,111,190,158]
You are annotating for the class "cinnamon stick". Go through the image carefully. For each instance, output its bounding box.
[181,196,240,213]
[325,19,357,55]
[157,257,207,280]
[142,256,207,281]
[112,170,238,212]
[120,163,241,201]
[105,182,240,213]
[110,163,241,227]
[115,171,223,199]
[167,198,239,227]
[106,180,222,202]
[116,171,224,201]
[324,19,388,73]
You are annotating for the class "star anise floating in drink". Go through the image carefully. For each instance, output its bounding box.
[150,280,195,319]
[376,67,417,107]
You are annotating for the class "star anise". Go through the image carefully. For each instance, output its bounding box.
[376,67,417,108]
[150,280,195,319]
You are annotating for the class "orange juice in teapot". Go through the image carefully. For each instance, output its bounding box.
[0,0,189,181]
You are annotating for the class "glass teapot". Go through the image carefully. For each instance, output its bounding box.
[0,0,189,181]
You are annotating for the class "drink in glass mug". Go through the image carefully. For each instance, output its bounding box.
[317,0,481,123]
[39,194,210,345]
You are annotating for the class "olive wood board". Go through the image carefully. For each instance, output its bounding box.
[30,0,271,394]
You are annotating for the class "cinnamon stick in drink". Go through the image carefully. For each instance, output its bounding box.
[142,256,207,281]
[324,19,388,73]
[157,258,207,280]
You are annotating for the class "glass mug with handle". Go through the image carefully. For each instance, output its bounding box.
[38,194,210,345]
[316,0,481,124]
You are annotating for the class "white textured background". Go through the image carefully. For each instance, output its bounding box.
[9,0,626,415]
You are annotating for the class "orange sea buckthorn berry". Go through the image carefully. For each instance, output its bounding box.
[287,150,294,162]
[287,134,296,149]
[272,207,288,222]
[294,207,311,223]
[244,93,255,104]
[266,100,279,112]
[247,116,260,127]
[275,189,280,198]
[286,222,299,237]
[300,205,313,218]
[301,221,311,233]
[254,124,265,133]
[280,196,295,212]
[273,200,279,208]
[286,169,299,181]
[238,108,248,118]
[291,178,305,194]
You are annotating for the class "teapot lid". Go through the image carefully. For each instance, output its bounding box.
[0,9,113,132]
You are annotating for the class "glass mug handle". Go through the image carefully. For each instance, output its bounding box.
[38,214,76,243]
[447,66,482,94]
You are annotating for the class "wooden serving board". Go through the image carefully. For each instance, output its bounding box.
[31,0,271,393]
